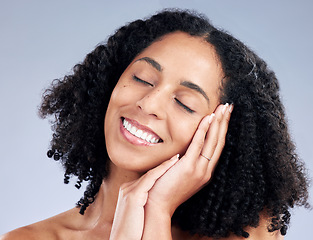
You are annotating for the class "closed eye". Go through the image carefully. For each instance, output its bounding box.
[132,75,154,87]
[175,98,194,113]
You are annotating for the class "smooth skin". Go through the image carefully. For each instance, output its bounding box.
[1,32,283,240]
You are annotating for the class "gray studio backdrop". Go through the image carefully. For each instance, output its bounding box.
[1,0,312,239]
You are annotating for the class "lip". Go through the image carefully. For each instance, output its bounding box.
[120,117,163,146]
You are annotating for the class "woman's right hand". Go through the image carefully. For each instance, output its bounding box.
[109,154,180,240]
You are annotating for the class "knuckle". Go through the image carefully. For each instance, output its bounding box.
[205,172,212,180]
[215,114,223,123]
[184,164,196,176]
[194,168,206,181]
[195,138,205,149]
[211,136,219,146]
[225,114,231,122]
[218,138,226,147]
[200,124,209,133]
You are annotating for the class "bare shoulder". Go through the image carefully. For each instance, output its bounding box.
[0,223,57,240]
[1,226,34,240]
[0,208,79,240]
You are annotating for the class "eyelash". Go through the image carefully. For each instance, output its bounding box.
[175,98,194,113]
[132,75,194,113]
[132,75,153,87]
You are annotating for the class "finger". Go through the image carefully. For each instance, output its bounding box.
[120,179,137,190]
[184,113,215,160]
[134,154,180,193]
[209,104,233,164]
[200,103,227,163]
[197,104,227,176]
[205,104,233,177]
[201,103,231,160]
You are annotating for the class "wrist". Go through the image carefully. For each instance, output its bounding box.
[143,201,172,240]
[145,199,175,218]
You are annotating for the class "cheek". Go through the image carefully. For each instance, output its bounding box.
[104,84,128,131]
[170,116,200,154]
[106,85,139,120]
[110,83,131,105]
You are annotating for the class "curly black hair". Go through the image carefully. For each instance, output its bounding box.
[39,9,309,238]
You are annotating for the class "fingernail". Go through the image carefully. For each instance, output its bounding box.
[171,154,180,162]
[229,104,234,113]
[174,154,180,162]
[222,103,229,115]
[208,113,215,123]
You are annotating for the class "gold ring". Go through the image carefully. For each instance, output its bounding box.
[200,153,211,161]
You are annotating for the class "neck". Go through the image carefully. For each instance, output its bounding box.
[82,161,142,228]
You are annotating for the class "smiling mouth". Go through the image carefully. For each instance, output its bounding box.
[122,118,163,144]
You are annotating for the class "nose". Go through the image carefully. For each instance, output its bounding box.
[136,88,167,119]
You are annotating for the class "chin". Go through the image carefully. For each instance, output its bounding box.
[107,150,164,174]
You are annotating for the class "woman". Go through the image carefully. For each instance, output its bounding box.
[2,9,309,240]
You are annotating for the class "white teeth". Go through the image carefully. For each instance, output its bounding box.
[126,123,131,131]
[123,119,130,131]
[130,126,136,135]
[141,132,148,140]
[135,129,143,138]
[122,118,160,144]
[146,134,152,142]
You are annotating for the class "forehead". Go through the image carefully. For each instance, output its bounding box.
[136,32,220,62]
[133,32,223,77]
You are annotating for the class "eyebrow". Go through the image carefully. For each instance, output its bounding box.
[135,57,209,105]
[135,57,162,72]
[180,81,210,105]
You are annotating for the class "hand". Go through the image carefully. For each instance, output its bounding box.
[109,154,180,240]
[145,103,233,216]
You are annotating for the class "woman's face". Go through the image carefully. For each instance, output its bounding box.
[104,32,224,173]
